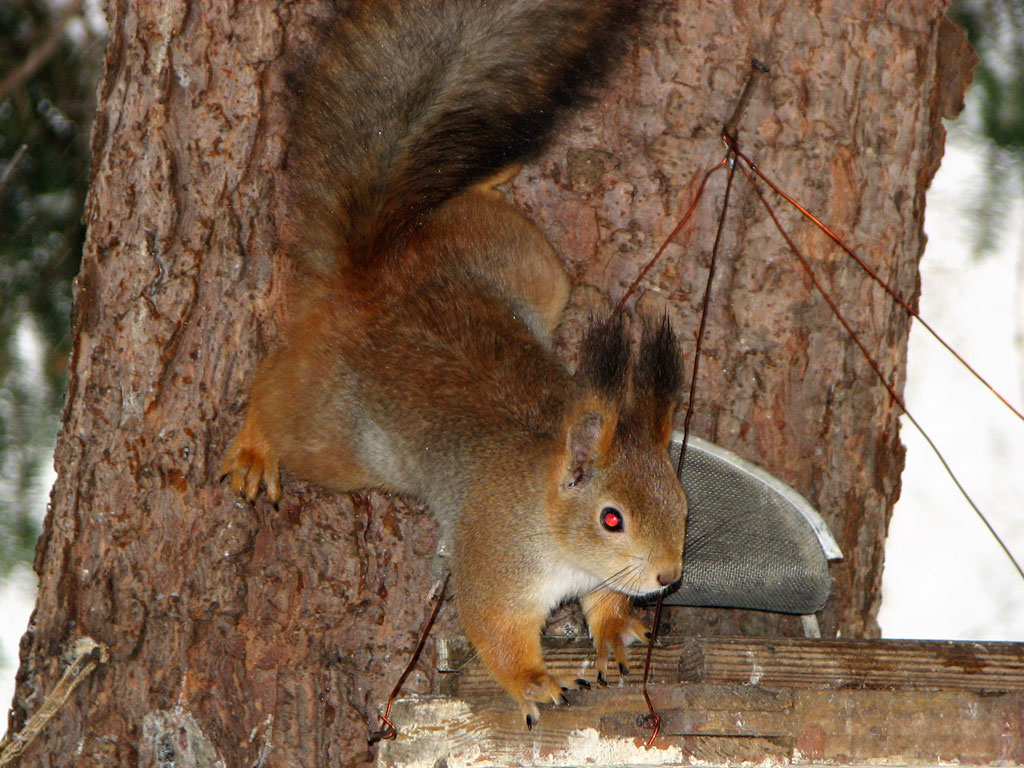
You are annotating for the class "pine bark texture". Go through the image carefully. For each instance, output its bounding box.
[8,1,971,766]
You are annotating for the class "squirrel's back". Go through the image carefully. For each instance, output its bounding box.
[286,0,628,273]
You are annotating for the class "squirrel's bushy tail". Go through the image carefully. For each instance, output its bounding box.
[286,0,628,273]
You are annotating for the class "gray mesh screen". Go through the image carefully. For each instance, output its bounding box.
[663,436,834,614]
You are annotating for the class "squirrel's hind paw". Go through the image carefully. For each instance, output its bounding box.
[221,416,281,504]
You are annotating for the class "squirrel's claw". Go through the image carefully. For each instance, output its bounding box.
[521,672,575,705]
[518,672,589,727]
[582,588,648,684]
[221,414,282,504]
[593,617,646,682]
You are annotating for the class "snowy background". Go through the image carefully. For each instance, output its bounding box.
[878,136,1024,639]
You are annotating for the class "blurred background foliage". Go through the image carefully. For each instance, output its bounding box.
[0,0,102,574]
[0,0,1022,577]
[948,0,1024,255]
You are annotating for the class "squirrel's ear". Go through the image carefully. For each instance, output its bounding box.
[630,315,683,447]
[576,315,629,401]
[565,317,626,486]
[562,405,617,488]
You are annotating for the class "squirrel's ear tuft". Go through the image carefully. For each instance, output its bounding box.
[575,315,629,400]
[575,313,682,451]
[630,315,684,446]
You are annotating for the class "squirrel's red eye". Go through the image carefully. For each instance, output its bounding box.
[601,507,623,532]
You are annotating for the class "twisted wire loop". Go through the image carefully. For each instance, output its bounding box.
[368,575,450,745]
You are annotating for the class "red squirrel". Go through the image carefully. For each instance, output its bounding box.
[221,0,688,727]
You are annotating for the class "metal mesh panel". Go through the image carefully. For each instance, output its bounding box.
[663,436,837,614]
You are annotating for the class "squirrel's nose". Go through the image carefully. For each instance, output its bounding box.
[657,567,681,587]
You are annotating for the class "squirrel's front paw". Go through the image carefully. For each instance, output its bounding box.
[221,413,281,504]
[581,589,649,685]
[518,672,590,729]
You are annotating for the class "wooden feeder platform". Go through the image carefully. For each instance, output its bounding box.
[376,635,1024,767]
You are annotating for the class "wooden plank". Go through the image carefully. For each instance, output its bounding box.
[436,635,680,698]
[380,637,1024,766]
[376,685,1024,767]
[686,637,1024,692]
[437,635,1024,697]
[376,688,795,768]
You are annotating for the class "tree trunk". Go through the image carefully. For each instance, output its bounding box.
[7,1,971,765]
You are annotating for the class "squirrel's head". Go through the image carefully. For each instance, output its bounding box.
[548,315,687,598]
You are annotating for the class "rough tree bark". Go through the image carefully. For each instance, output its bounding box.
[7,1,971,766]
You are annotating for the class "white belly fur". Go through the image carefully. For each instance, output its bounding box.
[535,561,604,613]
